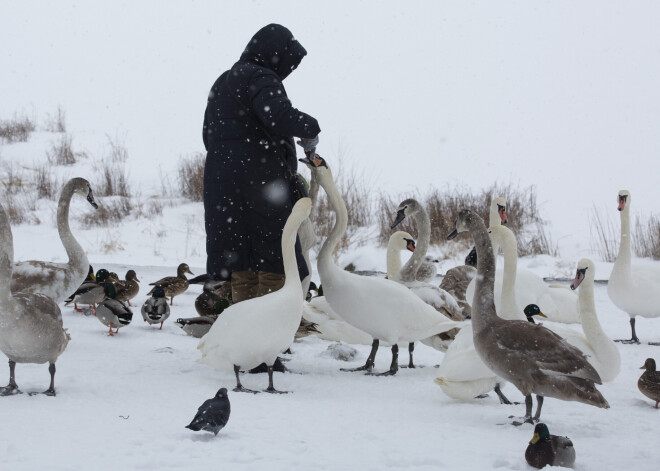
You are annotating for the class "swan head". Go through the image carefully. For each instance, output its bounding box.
[523,304,547,323]
[447,209,480,240]
[70,177,98,209]
[388,231,416,253]
[570,258,595,290]
[390,198,422,229]
[299,154,328,169]
[617,190,630,212]
[491,197,508,225]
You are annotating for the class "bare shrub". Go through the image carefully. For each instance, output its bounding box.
[96,162,131,197]
[177,153,205,201]
[80,197,133,227]
[3,193,38,225]
[105,133,129,162]
[34,165,59,200]
[633,214,660,260]
[590,207,619,263]
[45,106,67,133]
[0,114,36,143]
[377,183,556,256]
[1,162,26,195]
[132,198,164,219]
[46,134,76,165]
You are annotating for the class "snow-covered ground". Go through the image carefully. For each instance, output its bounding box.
[1,265,659,471]
[2,1,660,470]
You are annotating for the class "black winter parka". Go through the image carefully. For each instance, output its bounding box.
[203,24,320,281]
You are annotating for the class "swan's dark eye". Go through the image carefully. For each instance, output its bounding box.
[497,204,505,212]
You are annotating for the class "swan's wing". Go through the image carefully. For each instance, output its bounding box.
[406,283,463,321]
[489,321,602,383]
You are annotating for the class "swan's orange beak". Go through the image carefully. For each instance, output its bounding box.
[499,207,508,224]
[407,240,415,252]
[618,195,627,211]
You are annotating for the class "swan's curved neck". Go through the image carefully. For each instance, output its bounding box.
[489,205,501,228]
[578,275,607,340]
[614,207,631,272]
[281,206,305,292]
[397,208,430,282]
[316,169,347,278]
[496,228,520,319]
[0,205,14,300]
[57,183,85,265]
[386,243,403,280]
[469,217,498,331]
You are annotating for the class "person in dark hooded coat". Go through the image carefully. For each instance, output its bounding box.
[203,24,320,303]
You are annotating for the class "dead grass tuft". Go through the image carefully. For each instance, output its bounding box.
[177,153,205,201]
[0,113,36,143]
[46,134,76,165]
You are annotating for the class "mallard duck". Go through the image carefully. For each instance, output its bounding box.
[148,263,194,305]
[140,287,170,329]
[524,304,548,323]
[306,281,320,301]
[66,265,96,311]
[439,248,477,319]
[96,284,133,336]
[0,202,70,396]
[638,358,660,408]
[64,269,116,312]
[448,209,608,424]
[10,178,98,303]
[525,423,576,469]
[116,270,140,306]
[188,274,232,318]
[175,317,217,338]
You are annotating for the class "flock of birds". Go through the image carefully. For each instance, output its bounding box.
[1,162,659,467]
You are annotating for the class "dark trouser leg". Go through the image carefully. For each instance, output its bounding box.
[341,339,379,373]
[0,360,21,396]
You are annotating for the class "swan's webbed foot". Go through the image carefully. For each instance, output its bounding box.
[475,393,489,399]
[615,338,640,344]
[28,389,56,397]
[507,415,539,426]
[370,367,398,377]
[232,386,260,394]
[340,363,373,373]
[265,387,289,394]
[647,341,660,346]
[0,385,22,396]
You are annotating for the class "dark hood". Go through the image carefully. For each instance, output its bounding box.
[240,24,307,80]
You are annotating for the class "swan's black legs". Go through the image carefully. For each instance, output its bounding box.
[0,360,21,396]
[43,363,57,396]
[265,365,289,394]
[408,342,415,368]
[233,365,259,394]
[341,339,379,373]
[616,317,641,344]
[533,395,544,421]
[494,383,516,405]
[375,344,399,376]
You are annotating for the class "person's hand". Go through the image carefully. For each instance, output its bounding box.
[296,136,319,157]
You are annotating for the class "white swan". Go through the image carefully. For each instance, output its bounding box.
[301,231,416,347]
[465,239,579,324]
[198,198,311,393]
[10,177,98,303]
[0,202,70,396]
[302,155,464,375]
[607,190,660,344]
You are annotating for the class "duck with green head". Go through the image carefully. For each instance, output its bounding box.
[525,423,576,469]
[524,304,548,324]
[96,283,133,336]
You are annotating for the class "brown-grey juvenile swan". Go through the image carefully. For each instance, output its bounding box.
[447,209,608,424]
[0,202,70,396]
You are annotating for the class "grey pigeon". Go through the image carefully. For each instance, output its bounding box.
[185,388,231,436]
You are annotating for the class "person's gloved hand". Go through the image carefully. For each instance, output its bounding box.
[296,135,319,157]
